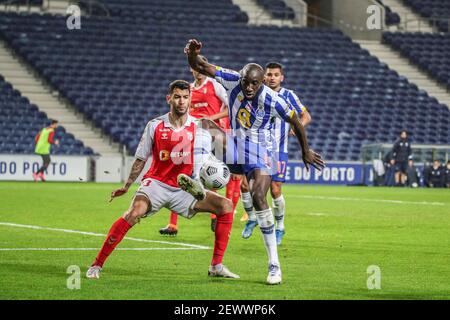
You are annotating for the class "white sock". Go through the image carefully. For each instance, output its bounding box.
[241,192,256,221]
[272,195,285,231]
[255,208,279,266]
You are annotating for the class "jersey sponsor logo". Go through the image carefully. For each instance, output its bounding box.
[159,150,170,161]
[237,108,251,128]
[170,151,191,158]
[193,102,209,108]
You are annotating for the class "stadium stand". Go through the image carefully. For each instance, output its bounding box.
[256,0,295,20]
[81,0,249,23]
[375,0,401,26]
[0,0,43,4]
[0,2,449,161]
[383,32,450,89]
[403,0,450,32]
[0,74,94,155]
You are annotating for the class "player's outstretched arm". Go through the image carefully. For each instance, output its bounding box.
[184,39,217,78]
[288,114,325,171]
[110,159,146,202]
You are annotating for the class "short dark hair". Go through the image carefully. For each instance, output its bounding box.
[50,119,58,125]
[265,62,284,74]
[400,130,408,136]
[168,80,190,94]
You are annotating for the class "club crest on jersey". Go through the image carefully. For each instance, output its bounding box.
[256,107,265,118]
[187,132,193,141]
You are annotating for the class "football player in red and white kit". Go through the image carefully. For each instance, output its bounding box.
[86,80,239,279]
[159,56,242,236]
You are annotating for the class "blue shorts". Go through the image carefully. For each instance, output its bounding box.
[223,135,276,178]
[271,152,289,183]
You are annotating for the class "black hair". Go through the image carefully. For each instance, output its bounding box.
[168,80,191,94]
[50,119,58,125]
[265,62,284,74]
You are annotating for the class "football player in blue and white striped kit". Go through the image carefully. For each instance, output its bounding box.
[242,62,312,245]
[185,39,324,285]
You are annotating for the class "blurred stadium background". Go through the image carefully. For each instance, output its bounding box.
[0,0,449,185]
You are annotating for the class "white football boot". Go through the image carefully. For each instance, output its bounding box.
[177,173,206,200]
[86,266,102,279]
[208,264,240,279]
[266,263,282,285]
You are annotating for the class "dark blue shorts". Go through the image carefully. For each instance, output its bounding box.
[394,160,408,174]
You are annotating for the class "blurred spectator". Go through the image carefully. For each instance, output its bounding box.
[392,130,412,187]
[405,156,420,188]
[383,150,395,187]
[445,160,450,188]
[425,160,445,188]
[33,119,59,182]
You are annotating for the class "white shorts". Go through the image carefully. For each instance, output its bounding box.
[135,178,198,219]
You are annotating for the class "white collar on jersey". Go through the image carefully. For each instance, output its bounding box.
[162,113,193,130]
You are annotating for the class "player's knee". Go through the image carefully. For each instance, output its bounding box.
[251,191,268,211]
[240,181,249,193]
[218,197,233,213]
[123,207,146,225]
[271,184,281,199]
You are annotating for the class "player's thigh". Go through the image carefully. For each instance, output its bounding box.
[166,188,199,219]
[123,194,151,221]
[194,191,232,215]
[134,178,170,218]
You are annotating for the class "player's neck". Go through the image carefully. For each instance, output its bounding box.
[272,86,281,92]
[195,77,206,87]
[168,112,188,129]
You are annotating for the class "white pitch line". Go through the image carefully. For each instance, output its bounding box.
[0,222,210,250]
[288,195,446,206]
[0,248,207,251]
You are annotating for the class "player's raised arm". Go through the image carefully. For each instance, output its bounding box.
[184,39,216,78]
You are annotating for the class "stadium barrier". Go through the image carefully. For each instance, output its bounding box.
[0,154,373,185]
[0,154,90,181]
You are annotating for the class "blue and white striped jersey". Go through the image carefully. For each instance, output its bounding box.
[214,66,295,155]
[272,87,307,153]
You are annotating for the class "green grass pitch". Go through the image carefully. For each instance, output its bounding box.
[0,181,449,300]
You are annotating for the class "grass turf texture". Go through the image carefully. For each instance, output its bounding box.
[0,182,449,300]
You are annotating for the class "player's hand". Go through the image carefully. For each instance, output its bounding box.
[289,129,295,136]
[302,149,325,172]
[184,39,202,56]
[55,139,60,146]
[109,186,128,202]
